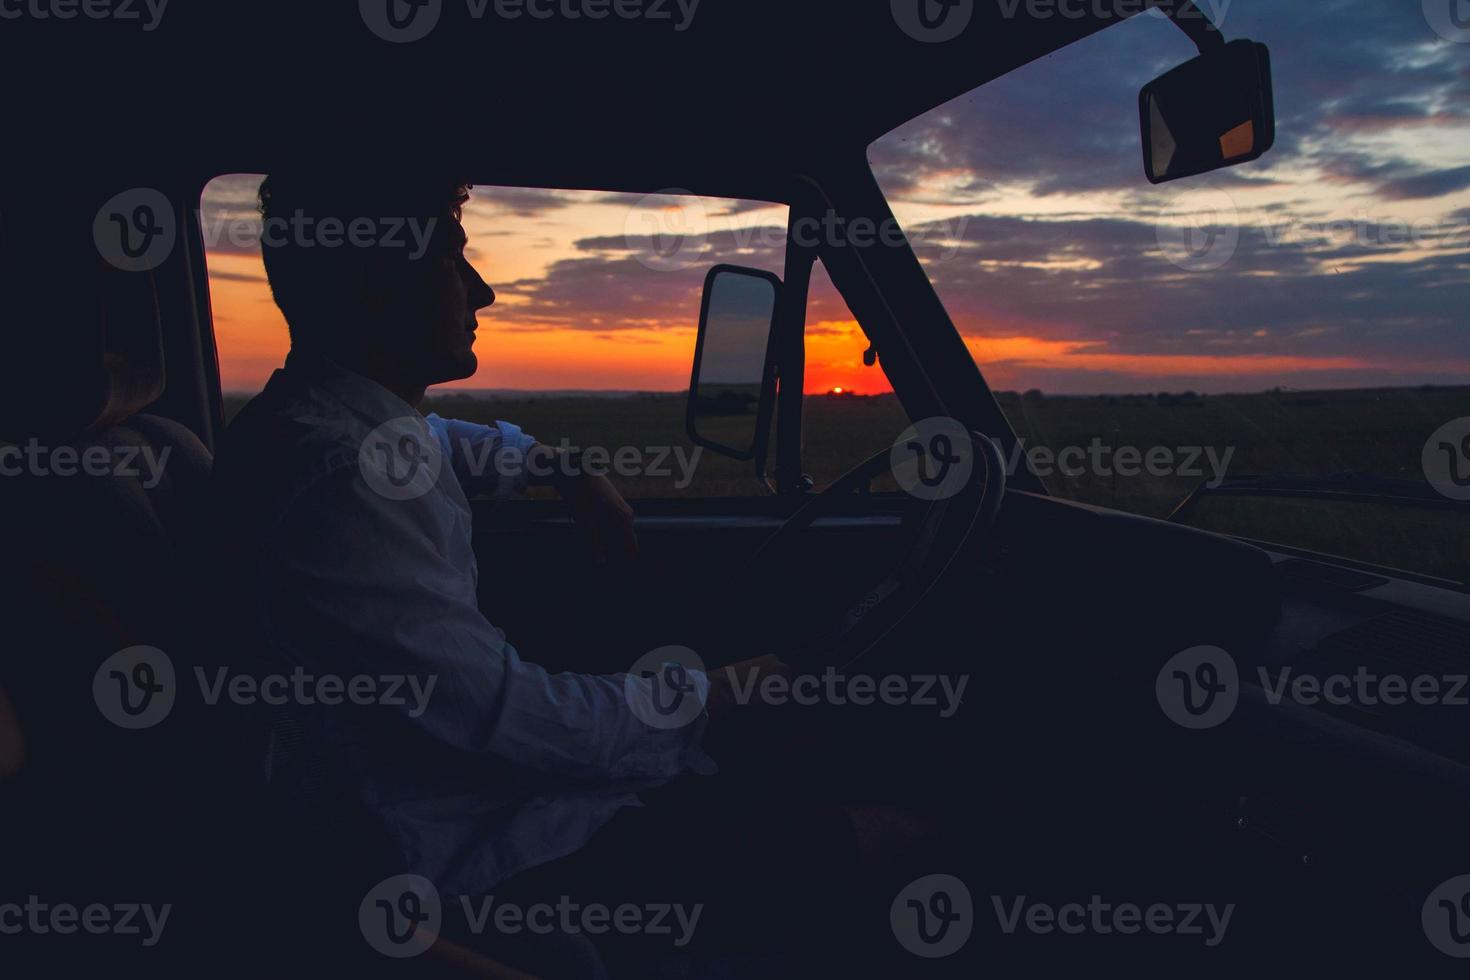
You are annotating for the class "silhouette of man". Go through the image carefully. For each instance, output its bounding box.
[209,173,908,972]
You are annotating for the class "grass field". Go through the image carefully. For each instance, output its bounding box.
[223,385,1470,584]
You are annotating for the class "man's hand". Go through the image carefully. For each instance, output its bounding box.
[542,450,637,564]
[701,655,794,763]
[705,655,790,722]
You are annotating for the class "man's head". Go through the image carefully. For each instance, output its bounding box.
[258,173,494,395]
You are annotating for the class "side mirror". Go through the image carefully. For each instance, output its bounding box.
[687,265,780,463]
[1140,39,1275,184]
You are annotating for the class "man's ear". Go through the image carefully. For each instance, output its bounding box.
[353,255,394,315]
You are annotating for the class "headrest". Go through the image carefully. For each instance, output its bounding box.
[0,192,167,443]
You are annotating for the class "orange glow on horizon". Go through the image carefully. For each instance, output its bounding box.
[206,248,1466,397]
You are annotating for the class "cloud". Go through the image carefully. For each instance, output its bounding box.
[901,208,1470,369]
[470,186,582,217]
[870,1,1470,202]
[486,226,786,331]
[1378,163,1470,200]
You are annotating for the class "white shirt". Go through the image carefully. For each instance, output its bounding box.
[211,350,712,895]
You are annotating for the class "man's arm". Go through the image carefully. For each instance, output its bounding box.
[426,414,537,501]
[258,465,701,782]
[426,414,636,564]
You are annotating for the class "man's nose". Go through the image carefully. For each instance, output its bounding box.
[463,258,495,310]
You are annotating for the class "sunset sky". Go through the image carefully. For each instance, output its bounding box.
[202,0,1470,397]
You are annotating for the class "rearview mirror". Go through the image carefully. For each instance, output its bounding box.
[686,265,780,462]
[1140,39,1275,184]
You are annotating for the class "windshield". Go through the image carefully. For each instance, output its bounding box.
[869,0,1470,584]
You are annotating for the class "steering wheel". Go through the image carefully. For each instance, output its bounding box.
[741,425,1007,671]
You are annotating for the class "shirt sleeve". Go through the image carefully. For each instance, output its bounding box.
[259,464,713,784]
[424,413,539,501]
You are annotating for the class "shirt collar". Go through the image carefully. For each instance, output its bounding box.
[279,348,423,427]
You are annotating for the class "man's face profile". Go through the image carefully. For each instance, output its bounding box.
[368,214,495,386]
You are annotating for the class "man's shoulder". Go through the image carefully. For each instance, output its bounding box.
[212,384,367,527]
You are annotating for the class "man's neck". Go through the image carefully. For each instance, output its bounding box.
[299,345,426,407]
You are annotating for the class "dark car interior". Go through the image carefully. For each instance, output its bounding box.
[4,1,1470,976]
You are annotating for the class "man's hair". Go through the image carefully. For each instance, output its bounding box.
[257,172,470,343]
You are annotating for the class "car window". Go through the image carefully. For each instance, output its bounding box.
[200,176,792,498]
[869,2,1470,583]
[801,259,908,490]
